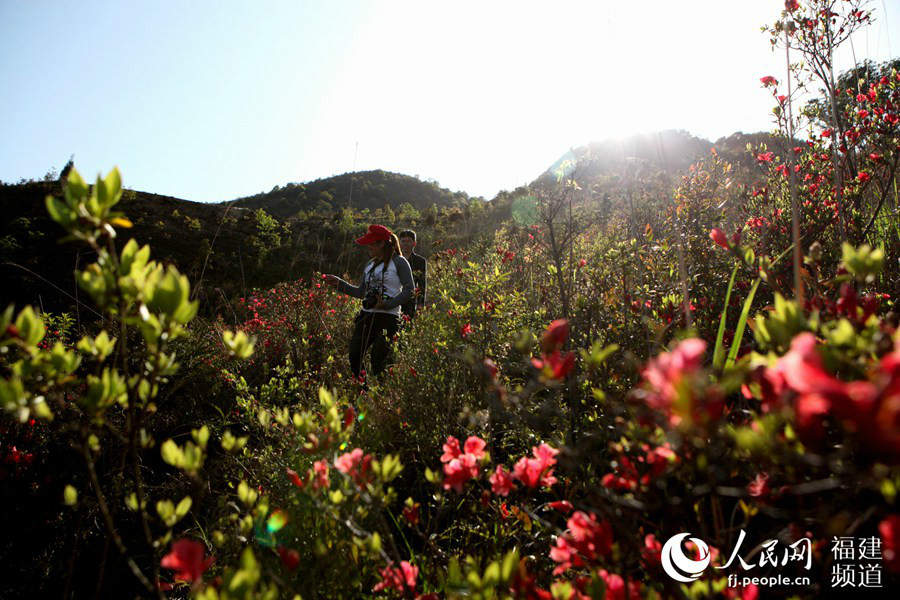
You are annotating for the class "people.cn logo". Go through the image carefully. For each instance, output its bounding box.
[661,533,711,582]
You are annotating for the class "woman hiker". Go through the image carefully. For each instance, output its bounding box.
[323,225,414,385]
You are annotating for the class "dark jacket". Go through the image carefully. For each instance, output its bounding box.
[402,252,427,317]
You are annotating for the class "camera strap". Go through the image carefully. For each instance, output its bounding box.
[365,260,388,291]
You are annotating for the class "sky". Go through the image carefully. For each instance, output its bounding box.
[1,0,898,203]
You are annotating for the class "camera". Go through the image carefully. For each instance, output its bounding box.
[363,287,388,310]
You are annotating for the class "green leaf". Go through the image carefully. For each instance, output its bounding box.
[63,485,78,506]
[192,425,210,450]
[102,167,123,208]
[46,195,75,227]
[713,262,739,370]
[483,561,500,588]
[161,439,183,467]
[176,496,192,518]
[15,306,45,348]
[238,480,258,506]
[500,549,519,584]
[64,168,89,205]
[157,499,175,522]
[725,277,761,369]
[223,330,255,360]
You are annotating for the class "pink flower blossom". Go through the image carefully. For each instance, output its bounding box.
[334,448,373,486]
[440,435,487,492]
[549,511,613,574]
[489,465,515,496]
[312,460,329,491]
[441,436,462,463]
[512,443,559,488]
[463,436,487,460]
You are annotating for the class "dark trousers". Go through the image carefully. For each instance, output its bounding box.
[349,311,400,381]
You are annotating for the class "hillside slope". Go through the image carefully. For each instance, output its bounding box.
[231,169,472,218]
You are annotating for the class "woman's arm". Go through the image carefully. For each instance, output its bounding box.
[323,265,368,299]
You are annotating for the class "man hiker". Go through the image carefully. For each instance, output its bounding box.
[398,230,427,320]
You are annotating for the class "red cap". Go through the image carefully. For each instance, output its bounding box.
[355,224,393,245]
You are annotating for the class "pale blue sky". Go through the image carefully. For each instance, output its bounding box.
[1,1,898,202]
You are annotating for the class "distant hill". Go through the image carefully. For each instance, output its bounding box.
[534,129,783,188]
[230,169,471,218]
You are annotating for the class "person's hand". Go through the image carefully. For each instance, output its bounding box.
[374,298,387,310]
[322,274,340,288]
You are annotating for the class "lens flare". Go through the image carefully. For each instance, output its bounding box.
[267,509,288,533]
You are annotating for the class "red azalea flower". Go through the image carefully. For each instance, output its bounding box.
[402,502,420,525]
[286,467,305,489]
[710,228,729,249]
[541,319,569,353]
[464,436,487,460]
[312,460,329,491]
[277,546,300,571]
[857,171,871,183]
[460,323,473,339]
[335,448,373,486]
[443,453,479,492]
[373,561,418,593]
[747,472,771,498]
[441,436,462,463]
[549,511,613,574]
[343,406,356,429]
[532,350,576,380]
[760,76,778,87]
[512,443,558,488]
[161,539,215,584]
[879,515,900,573]
[642,534,662,568]
[489,465,516,496]
[548,500,574,513]
[770,333,900,457]
[597,569,642,600]
[639,338,707,416]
